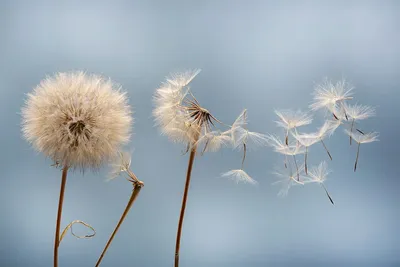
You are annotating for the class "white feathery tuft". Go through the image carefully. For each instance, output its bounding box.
[21,71,133,170]
[221,169,257,185]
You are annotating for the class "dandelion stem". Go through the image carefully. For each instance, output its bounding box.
[175,142,198,267]
[54,166,69,267]
[95,182,143,267]
[241,143,247,169]
[354,142,360,172]
[320,139,332,160]
[293,154,299,181]
[350,118,355,145]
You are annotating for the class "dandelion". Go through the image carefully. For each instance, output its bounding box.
[266,134,305,180]
[344,130,379,171]
[95,151,144,267]
[221,169,257,185]
[274,109,313,145]
[196,130,232,155]
[153,70,234,267]
[226,109,268,184]
[293,121,333,174]
[344,103,376,145]
[272,162,305,197]
[304,161,334,205]
[291,134,318,174]
[21,71,132,267]
[310,79,353,120]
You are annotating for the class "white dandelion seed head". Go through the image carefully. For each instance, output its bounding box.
[166,69,201,88]
[21,71,133,170]
[109,150,133,180]
[196,131,232,153]
[221,169,257,185]
[344,130,379,144]
[274,109,313,130]
[153,69,221,145]
[344,103,376,121]
[272,164,305,197]
[304,161,331,184]
[232,128,269,150]
[292,133,319,147]
[310,78,354,111]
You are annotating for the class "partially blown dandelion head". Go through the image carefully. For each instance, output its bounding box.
[153,69,223,146]
[21,72,133,170]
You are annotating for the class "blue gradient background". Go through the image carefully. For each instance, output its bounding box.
[0,0,399,266]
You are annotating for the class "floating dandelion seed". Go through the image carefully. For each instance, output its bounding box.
[228,109,267,184]
[344,130,379,171]
[310,79,353,120]
[272,163,305,197]
[291,133,319,174]
[266,134,305,180]
[293,121,333,174]
[304,161,334,205]
[274,109,312,145]
[21,71,132,267]
[153,69,237,267]
[221,169,257,185]
[196,130,232,155]
[95,151,144,267]
[344,103,376,145]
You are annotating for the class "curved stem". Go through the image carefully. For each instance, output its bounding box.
[95,183,143,267]
[54,166,69,267]
[175,144,198,267]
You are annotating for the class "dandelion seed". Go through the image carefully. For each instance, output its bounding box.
[304,161,334,205]
[344,130,379,171]
[267,134,306,180]
[344,103,376,145]
[274,109,312,145]
[310,79,353,119]
[21,71,132,267]
[196,130,232,155]
[221,169,257,185]
[272,163,305,197]
[291,133,319,175]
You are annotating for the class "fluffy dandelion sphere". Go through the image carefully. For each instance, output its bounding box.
[21,71,133,170]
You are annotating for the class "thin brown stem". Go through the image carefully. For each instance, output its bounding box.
[285,130,289,146]
[241,143,247,169]
[95,182,143,267]
[350,118,355,145]
[54,166,69,267]
[354,142,360,172]
[321,183,334,205]
[320,139,332,160]
[293,154,299,181]
[175,142,198,267]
